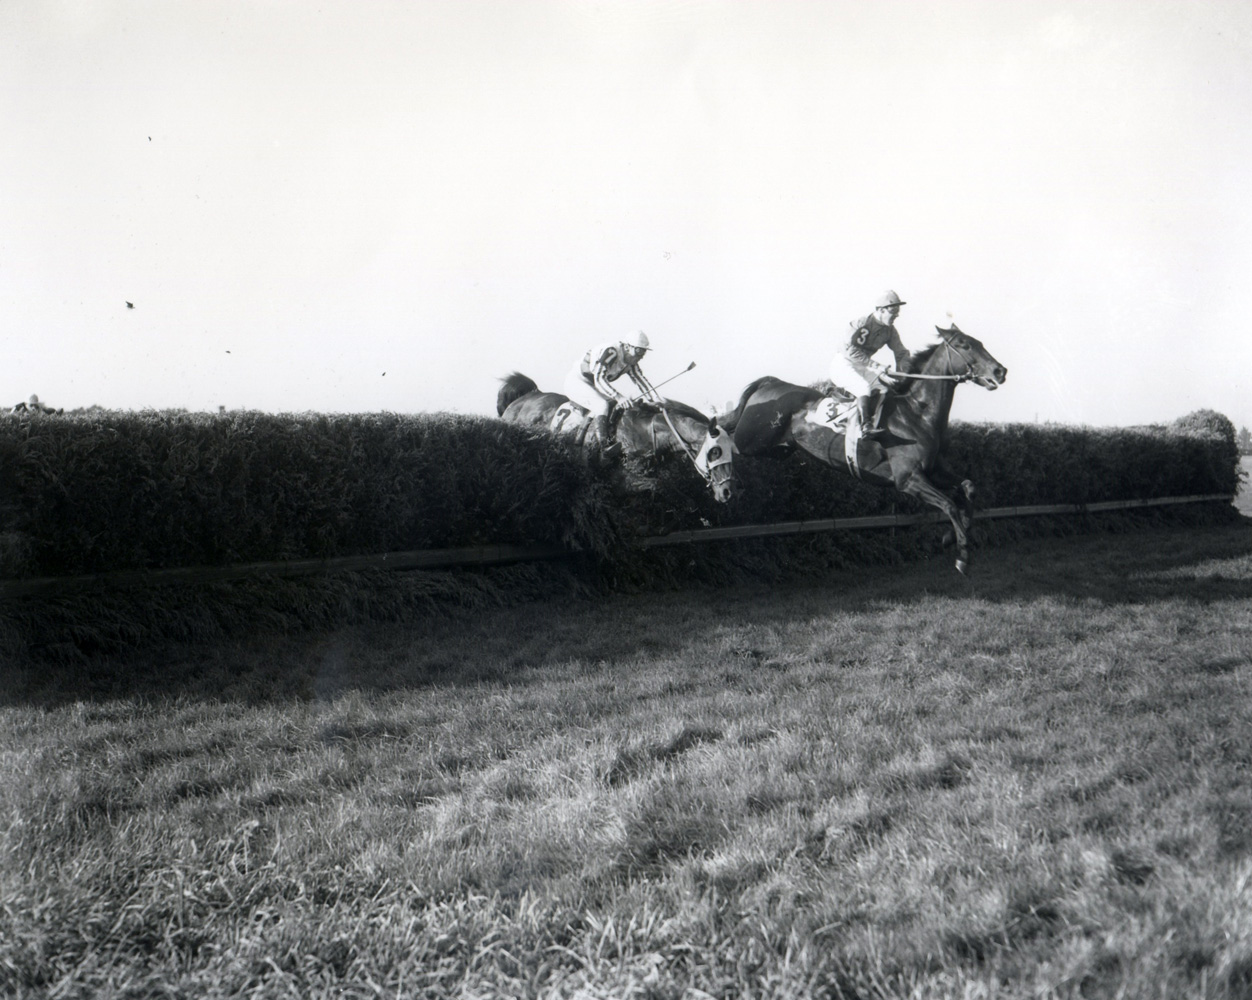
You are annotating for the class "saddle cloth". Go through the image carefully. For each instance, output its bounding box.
[549,401,587,436]
[806,394,865,477]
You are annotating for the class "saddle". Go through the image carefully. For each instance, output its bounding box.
[807,385,860,433]
[548,401,625,447]
[804,386,869,477]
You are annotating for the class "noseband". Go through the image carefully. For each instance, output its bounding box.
[652,405,731,485]
[940,338,977,381]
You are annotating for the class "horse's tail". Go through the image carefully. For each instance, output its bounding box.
[717,376,777,433]
[497,372,539,416]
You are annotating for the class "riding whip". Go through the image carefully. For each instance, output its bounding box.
[630,361,696,402]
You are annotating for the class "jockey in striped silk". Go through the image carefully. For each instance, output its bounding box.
[562,330,661,456]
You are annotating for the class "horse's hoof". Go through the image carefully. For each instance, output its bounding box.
[955,559,969,575]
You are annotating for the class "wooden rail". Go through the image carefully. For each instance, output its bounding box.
[0,493,1235,597]
[639,494,1237,547]
[0,544,568,598]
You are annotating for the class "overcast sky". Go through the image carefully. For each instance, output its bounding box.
[3,1,1250,431]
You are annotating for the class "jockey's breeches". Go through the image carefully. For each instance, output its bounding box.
[829,355,889,396]
[562,365,614,416]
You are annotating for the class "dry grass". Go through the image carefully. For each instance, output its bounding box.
[3,519,1252,998]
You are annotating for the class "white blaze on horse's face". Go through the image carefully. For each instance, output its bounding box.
[694,426,736,503]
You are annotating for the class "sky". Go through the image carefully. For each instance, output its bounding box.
[3,0,1251,431]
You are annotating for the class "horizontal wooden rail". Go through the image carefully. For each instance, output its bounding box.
[636,494,1235,547]
[0,493,1235,597]
[0,543,568,598]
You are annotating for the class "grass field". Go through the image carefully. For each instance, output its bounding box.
[3,510,1252,998]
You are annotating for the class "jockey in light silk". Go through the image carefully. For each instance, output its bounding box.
[830,290,912,439]
[562,330,661,455]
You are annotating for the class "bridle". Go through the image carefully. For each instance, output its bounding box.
[624,364,732,488]
[649,404,732,486]
[888,333,978,384]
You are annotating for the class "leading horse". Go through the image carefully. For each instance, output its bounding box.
[496,373,736,503]
[719,325,1007,572]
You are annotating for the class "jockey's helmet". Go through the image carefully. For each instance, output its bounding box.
[625,330,649,350]
[875,290,906,309]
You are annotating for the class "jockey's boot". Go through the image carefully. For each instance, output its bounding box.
[860,392,887,439]
[594,415,620,458]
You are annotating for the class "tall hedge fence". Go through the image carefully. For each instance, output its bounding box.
[0,406,1243,582]
[0,410,616,580]
[0,407,1243,662]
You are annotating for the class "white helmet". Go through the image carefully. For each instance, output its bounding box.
[625,330,650,350]
[874,290,906,309]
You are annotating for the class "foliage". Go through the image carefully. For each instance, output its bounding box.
[0,409,617,579]
[940,412,1241,508]
[0,407,1243,658]
[0,407,1239,580]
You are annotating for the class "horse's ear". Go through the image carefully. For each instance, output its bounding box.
[936,323,962,334]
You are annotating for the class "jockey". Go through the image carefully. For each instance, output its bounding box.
[562,330,660,455]
[830,290,912,439]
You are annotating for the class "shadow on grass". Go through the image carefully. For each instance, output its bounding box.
[881,514,1252,606]
[3,513,1250,709]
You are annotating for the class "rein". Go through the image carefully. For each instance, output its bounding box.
[656,405,714,482]
[888,338,977,383]
[887,371,973,382]
[637,403,726,485]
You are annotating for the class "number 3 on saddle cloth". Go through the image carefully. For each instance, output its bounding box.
[804,389,868,477]
[730,381,872,479]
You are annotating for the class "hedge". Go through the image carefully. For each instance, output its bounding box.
[0,407,1242,581]
[0,410,618,579]
[0,406,1243,660]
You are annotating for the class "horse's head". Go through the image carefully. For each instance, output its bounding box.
[934,325,1008,390]
[631,402,736,503]
[693,421,736,503]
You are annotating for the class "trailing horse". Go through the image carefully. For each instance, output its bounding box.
[718,325,1007,573]
[496,373,736,503]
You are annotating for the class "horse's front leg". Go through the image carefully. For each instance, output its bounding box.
[938,480,976,548]
[899,470,973,574]
[928,459,977,546]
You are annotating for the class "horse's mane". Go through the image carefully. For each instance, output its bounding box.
[901,342,943,375]
[648,398,708,422]
[617,398,710,436]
